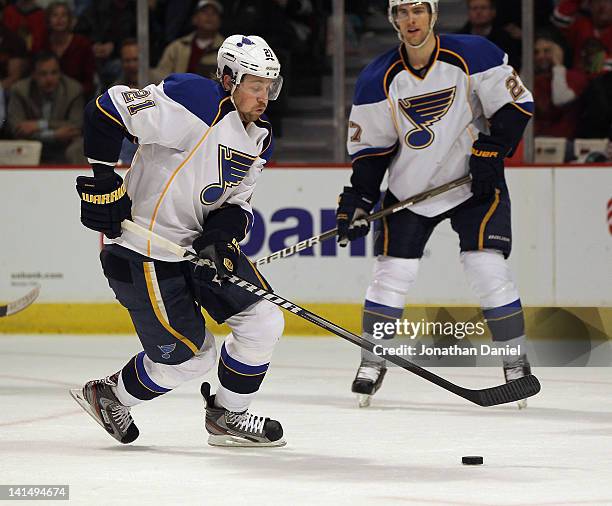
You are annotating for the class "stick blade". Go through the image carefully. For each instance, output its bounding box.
[0,285,40,317]
[473,374,541,407]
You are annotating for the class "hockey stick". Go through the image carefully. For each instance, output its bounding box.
[0,285,40,317]
[121,220,541,407]
[255,175,472,266]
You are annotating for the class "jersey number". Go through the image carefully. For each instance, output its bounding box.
[122,89,157,116]
[348,121,362,143]
[505,70,525,100]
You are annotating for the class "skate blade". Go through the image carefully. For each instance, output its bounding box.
[69,388,107,430]
[517,398,528,409]
[357,394,371,408]
[207,434,287,448]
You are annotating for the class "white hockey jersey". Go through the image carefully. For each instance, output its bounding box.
[94,74,273,261]
[347,34,534,217]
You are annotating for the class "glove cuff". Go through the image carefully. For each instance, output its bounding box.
[193,229,234,253]
[339,186,375,213]
[473,136,507,158]
[76,173,126,200]
[91,162,116,179]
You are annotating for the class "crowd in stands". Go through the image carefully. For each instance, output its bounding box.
[0,0,328,162]
[457,0,611,161]
[0,0,610,164]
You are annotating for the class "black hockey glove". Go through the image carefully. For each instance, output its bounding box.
[192,235,241,286]
[336,187,373,247]
[469,139,505,199]
[76,172,132,239]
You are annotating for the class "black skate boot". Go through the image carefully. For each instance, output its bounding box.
[201,382,286,447]
[70,373,139,444]
[351,360,387,408]
[503,354,532,409]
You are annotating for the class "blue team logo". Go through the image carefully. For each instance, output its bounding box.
[398,87,456,149]
[237,37,254,47]
[158,344,176,360]
[201,145,257,205]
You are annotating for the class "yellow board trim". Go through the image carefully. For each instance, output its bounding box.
[143,263,199,354]
[1,303,610,340]
[478,189,500,250]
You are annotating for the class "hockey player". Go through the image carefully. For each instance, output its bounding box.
[72,35,287,446]
[336,0,534,407]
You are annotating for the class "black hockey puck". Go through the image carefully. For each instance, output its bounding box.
[462,456,483,465]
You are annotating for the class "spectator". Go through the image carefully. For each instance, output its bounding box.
[457,0,521,69]
[7,51,84,163]
[113,38,140,89]
[580,36,609,74]
[0,8,28,92]
[112,38,149,165]
[74,0,136,89]
[42,1,95,98]
[3,0,46,52]
[533,33,589,138]
[155,0,224,80]
[552,0,612,70]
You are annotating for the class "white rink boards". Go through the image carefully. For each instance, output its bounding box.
[0,166,610,307]
[1,334,612,506]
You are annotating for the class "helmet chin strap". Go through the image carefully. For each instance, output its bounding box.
[404,24,434,48]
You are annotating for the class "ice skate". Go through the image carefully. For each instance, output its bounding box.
[70,373,139,444]
[503,355,532,409]
[201,382,286,447]
[351,360,387,408]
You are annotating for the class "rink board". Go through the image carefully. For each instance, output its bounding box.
[0,165,610,334]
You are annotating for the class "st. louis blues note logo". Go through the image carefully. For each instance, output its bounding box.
[398,87,456,149]
[237,37,254,47]
[158,343,176,360]
[201,145,257,205]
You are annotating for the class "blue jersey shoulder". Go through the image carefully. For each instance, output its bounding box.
[163,73,230,125]
[439,34,506,74]
[353,46,401,106]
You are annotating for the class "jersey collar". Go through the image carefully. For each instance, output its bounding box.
[399,35,440,81]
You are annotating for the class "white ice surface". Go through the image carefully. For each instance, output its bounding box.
[1,335,611,506]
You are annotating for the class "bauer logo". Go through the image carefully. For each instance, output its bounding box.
[241,206,376,258]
